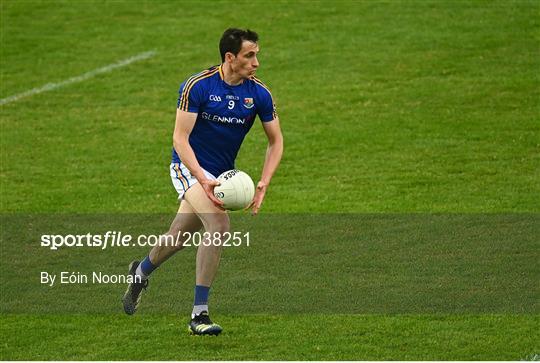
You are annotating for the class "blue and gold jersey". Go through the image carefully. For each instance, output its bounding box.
[172,65,277,178]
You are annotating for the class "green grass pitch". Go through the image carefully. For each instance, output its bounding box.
[1,0,539,360]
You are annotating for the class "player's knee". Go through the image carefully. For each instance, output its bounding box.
[164,229,186,251]
[208,217,229,234]
[171,243,185,252]
[167,226,181,238]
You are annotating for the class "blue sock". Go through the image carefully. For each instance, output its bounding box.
[194,285,210,306]
[139,255,157,277]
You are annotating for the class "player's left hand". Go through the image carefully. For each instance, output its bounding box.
[246,181,267,216]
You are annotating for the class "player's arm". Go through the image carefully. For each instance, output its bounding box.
[173,108,223,206]
[249,117,284,215]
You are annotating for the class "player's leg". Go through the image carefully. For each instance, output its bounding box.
[144,200,202,272]
[184,182,229,335]
[122,200,202,315]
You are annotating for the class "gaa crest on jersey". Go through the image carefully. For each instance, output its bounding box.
[243,98,254,109]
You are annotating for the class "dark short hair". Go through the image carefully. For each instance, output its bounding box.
[219,28,259,62]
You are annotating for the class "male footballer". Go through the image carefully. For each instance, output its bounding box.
[122,28,283,336]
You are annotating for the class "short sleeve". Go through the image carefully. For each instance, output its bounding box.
[177,79,205,113]
[257,86,277,122]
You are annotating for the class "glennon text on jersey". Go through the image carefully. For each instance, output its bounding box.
[201,111,245,124]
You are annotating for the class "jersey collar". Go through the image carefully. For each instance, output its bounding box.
[219,64,224,80]
[219,64,246,87]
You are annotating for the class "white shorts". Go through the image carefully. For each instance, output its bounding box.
[170,162,216,200]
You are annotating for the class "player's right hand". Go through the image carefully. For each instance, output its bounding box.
[200,179,224,209]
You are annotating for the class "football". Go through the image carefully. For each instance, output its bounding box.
[214,169,255,211]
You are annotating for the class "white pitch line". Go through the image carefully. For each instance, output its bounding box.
[0,50,157,106]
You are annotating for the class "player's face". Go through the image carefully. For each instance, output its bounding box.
[230,41,260,79]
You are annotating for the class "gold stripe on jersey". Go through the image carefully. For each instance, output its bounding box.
[218,64,224,80]
[251,76,278,119]
[181,69,219,111]
[179,67,219,111]
[179,67,217,111]
[179,68,211,107]
[251,76,273,96]
[180,67,216,102]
